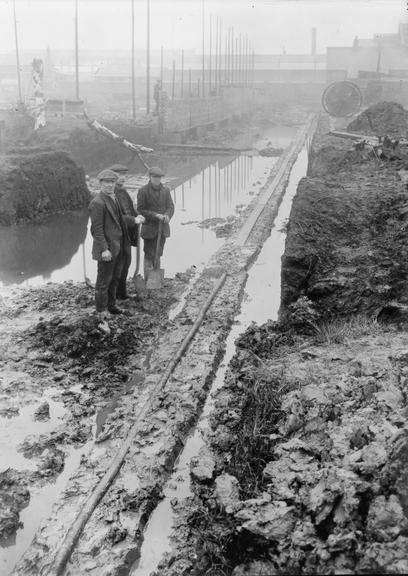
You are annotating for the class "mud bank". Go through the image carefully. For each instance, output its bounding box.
[157,319,408,576]
[0,150,89,225]
[6,119,314,576]
[281,105,408,320]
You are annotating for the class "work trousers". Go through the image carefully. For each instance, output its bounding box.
[117,243,132,298]
[143,236,166,262]
[95,251,123,312]
[143,236,166,278]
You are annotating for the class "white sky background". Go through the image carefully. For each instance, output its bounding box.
[0,0,406,55]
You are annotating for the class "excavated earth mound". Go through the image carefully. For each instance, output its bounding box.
[347,101,408,138]
[0,150,89,224]
[280,111,408,320]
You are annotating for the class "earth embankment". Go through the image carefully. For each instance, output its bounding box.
[0,149,89,225]
[281,107,408,321]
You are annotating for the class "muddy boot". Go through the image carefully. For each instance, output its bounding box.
[143,258,153,281]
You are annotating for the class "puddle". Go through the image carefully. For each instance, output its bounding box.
[0,383,94,575]
[130,145,309,576]
[0,126,297,291]
[0,440,92,576]
[0,386,67,473]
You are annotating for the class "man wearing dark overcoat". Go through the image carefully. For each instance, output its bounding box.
[110,163,145,299]
[89,168,128,316]
[137,166,174,280]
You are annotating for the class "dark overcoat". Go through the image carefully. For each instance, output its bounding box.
[89,192,129,261]
[137,182,175,239]
[115,183,138,246]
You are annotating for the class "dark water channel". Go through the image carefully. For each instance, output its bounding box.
[0,126,297,291]
[130,146,309,576]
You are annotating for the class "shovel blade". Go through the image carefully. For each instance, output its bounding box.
[146,268,164,289]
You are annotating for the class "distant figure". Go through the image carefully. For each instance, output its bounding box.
[110,163,145,300]
[137,166,174,281]
[89,169,127,317]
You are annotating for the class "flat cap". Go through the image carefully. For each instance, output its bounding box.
[97,168,118,182]
[110,163,129,173]
[148,165,165,177]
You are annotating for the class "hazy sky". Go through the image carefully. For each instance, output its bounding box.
[0,0,406,55]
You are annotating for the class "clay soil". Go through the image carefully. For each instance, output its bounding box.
[154,104,408,576]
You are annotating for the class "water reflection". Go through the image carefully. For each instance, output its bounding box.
[0,155,272,289]
[0,210,88,286]
[0,125,297,290]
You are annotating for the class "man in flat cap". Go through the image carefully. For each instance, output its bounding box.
[110,163,145,299]
[89,168,128,316]
[137,166,174,280]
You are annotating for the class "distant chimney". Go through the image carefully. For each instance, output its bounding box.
[311,27,317,55]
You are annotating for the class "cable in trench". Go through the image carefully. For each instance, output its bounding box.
[46,271,228,576]
[46,114,317,575]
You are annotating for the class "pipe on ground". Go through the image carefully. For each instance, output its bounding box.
[47,271,228,576]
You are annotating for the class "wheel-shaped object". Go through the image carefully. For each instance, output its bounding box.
[322,81,362,118]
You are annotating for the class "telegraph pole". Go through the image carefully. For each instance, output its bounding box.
[146,0,150,114]
[75,0,79,99]
[209,14,212,94]
[131,0,136,118]
[181,49,184,98]
[12,0,22,103]
[202,0,205,97]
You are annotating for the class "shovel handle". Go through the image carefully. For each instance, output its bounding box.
[153,219,163,270]
[133,223,141,279]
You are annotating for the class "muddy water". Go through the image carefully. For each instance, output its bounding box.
[0,127,297,290]
[0,442,92,575]
[0,386,67,472]
[130,146,309,576]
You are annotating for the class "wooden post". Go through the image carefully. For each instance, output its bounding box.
[75,0,79,99]
[238,33,242,85]
[235,37,238,88]
[218,19,222,89]
[146,0,150,114]
[245,35,249,85]
[172,59,175,100]
[209,14,212,95]
[189,68,192,127]
[214,16,218,95]
[202,0,205,97]
[12,0,22,103]
[231,27,234,85]
[181,49,184,98]
[131,0,136,118]
[224,32,228,85]
[160,45,164,85]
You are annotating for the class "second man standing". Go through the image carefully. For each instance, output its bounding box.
[137,166,174,281]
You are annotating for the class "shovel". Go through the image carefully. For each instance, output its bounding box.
[146,220,165,290]
[132,224,146,295]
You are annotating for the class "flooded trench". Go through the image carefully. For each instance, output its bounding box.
[0,125,298,575]
[0,126,296,290]
[130,146,309,576]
